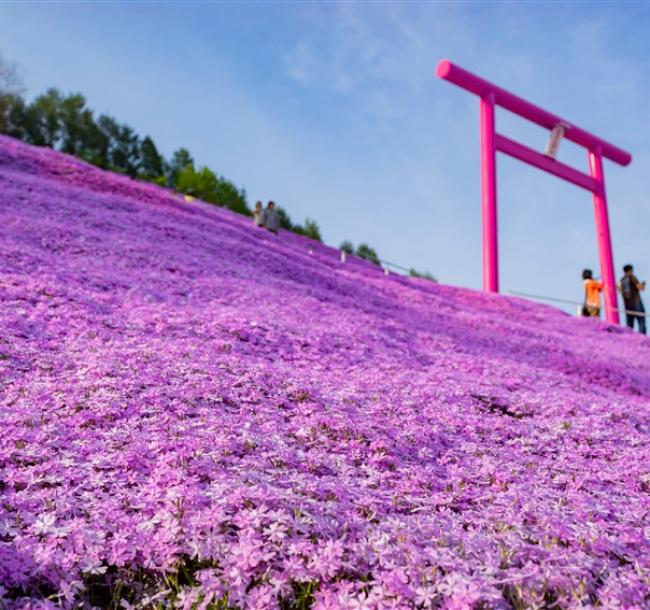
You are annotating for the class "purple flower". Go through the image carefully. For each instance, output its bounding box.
[1,134,649,608]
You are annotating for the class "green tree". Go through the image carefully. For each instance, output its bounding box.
[24,88,63,147]
[139,136,165,181]
[176,164,219,201]
[276,207,295,230]
[57,93,109,167]
[77,117,109,168]
[409,268,437,282]
[176,164,251,215]
[97,115,141,177]
[96,115,120,163]
[339,240,355,254]
[294,218,322,242]
[213,177,250,215]
[0,93,27,139]
[356,243,380,266]
[167,148,193,187]
[409,269,438,282]
[59,93,91,155]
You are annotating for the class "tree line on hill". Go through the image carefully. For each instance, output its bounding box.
[0,51,435,280]
[339,241,436,281]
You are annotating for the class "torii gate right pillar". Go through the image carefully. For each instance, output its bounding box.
[589,148,620,325]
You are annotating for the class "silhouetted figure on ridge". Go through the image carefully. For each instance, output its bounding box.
[264,201,280,235]
[253,201,264,227]
[619,264,646,334]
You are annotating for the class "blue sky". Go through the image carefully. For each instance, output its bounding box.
[1,1,649,313]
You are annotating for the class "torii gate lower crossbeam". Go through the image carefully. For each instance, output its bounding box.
[436,59,632,325]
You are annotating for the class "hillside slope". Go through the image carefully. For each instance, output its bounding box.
[0,134,649,609]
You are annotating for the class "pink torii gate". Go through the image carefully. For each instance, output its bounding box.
[436,59,632,324]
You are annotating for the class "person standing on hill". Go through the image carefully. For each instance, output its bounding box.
[619,264,646,334]
[581,269,602,318]
[253,201,265,227]
[264,201,280,235]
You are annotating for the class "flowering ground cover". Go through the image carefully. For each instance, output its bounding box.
[0,134,649,609]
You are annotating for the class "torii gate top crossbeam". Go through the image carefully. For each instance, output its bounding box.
[436,59,631,166]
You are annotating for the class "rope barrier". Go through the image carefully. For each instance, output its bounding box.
[509,290,583,307]
[378,258,412,274]
[337,250,412,275]
[509,290,649,318]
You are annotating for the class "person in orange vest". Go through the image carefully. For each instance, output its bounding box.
[581,269,602,318]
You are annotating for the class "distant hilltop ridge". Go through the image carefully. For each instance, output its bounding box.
[0,134,649,608]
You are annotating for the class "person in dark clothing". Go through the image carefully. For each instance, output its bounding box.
[264,201,280,234]
[619,264,646,334]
